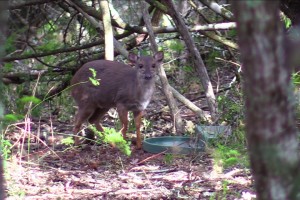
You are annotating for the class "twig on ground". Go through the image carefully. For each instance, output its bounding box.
[135,149,168,165]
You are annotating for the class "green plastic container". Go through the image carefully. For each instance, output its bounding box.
[143,136,205,154]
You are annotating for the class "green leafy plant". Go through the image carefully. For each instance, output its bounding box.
[55,92,76,122]
[218,96,240,117]
[209,180,239,200]
[142,118,152,133]
[207,51,221,69]
[2,95,43,127]
[162,39,185,60]
[182,65,193,73]
[36,41,61,52]
[89,68,100,86]
[4,33,17,53]
[90,126,131,156]
[282,14,292,29]
[61,137,74,146]
[292,72,300,86]
[0,134,12,160]
[18,95,41,105]
[3,114,24,123]
[212,144,248,171]
[3,63,13,72]
[217,90,244,127]
[164,154,174,165]
[227,29,237,38]
[222,180,229,198]
[16,95,42,116]
[168,39,185,52]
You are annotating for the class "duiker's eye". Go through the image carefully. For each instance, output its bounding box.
[152,64,156,68]
[138,64,143,68]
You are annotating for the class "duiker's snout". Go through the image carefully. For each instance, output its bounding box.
[144,75,152,80]
[143,71,153,80]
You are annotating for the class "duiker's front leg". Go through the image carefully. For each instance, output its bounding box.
[133,111,143,149]
[117,104,129,139]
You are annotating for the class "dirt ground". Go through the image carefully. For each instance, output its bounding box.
[4,131,255,200]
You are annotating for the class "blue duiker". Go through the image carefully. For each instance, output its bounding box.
[71,52,164,149]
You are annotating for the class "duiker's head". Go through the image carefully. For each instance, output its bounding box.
[128,51,164,81]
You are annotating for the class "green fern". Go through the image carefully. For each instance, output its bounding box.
[90,126,131,156]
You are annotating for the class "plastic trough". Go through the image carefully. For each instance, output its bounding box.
[143,136,205,154]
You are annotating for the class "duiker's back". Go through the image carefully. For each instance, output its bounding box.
[71,60,138,109]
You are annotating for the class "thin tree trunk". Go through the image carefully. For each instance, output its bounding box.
[141,1,184,134]
[0,1,7,199]
[99,0,114,60]
[233,1,300,199]
[0,154,3,200]
[161,0,217,120]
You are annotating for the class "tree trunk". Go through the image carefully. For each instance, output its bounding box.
[161,0,217,120]
[99,0,114,60]
[233,1,300,199]
[0,2,7,199]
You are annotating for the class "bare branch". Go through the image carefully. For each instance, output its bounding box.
[2,32,111,63]
[9,0,61,10]
[200,30,238,49]
[198,0,234,21]
[3,40,103,62]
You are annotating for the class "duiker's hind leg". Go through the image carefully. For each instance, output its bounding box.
[73,105,96,145]
[87,108,109,140]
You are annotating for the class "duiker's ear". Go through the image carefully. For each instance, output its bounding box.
[154,51,164,62]
[128,52,138,64]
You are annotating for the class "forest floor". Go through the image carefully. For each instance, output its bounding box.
[3,87,255,199]
[4,138,254,200]
[4,117,255,199]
